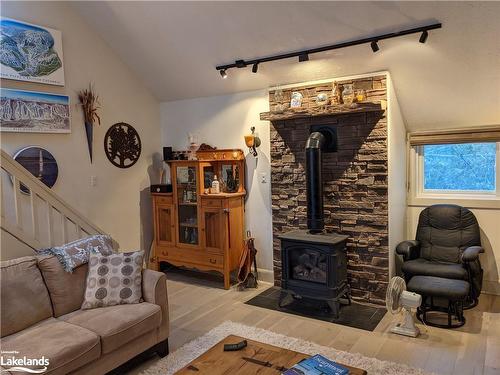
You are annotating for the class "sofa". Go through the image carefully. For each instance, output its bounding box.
[0,255,169,374]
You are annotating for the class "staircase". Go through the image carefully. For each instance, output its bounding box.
[1,149,104,259]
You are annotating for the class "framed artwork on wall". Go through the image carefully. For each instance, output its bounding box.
[0,88,71,133]
[0,17,65,86]
[13,146,59,194]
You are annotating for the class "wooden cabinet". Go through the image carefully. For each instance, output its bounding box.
[151,149,246,289]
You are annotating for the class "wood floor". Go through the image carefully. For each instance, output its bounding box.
[129,271,500,375]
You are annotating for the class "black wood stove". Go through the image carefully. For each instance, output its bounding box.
[279,126,351,318]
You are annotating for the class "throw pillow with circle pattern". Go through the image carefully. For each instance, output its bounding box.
[82,250,144,309]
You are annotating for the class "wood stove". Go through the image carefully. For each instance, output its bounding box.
[279,127,351,318]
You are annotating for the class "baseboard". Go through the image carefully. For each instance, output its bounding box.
[257,268,274,284]
[482,280,500,296]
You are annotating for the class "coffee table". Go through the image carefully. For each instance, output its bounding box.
[176,335,367,374]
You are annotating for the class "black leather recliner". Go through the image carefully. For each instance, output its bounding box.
[396,204,484,307]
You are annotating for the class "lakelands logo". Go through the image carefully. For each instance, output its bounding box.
[1,351,49,373]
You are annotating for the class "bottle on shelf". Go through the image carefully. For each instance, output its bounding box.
[211,175,220,194]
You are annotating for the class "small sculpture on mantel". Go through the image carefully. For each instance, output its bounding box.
[332,81,343,105]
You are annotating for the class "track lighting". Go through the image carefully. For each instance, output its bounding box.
[215,23,441,77]
[419,30,428,44]
[299,53,309,62]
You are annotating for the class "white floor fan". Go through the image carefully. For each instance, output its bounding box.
[386,276,422,337]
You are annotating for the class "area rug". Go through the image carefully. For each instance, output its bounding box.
[140,321,433,375]
[246,286,386,331]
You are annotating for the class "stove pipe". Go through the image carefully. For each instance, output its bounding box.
[306,131,326,233]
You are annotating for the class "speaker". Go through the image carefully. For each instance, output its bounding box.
[163,146,173,161]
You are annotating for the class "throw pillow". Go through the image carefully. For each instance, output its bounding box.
[82,250,144,310]
[37,234,115,272]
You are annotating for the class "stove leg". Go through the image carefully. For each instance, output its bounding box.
[326,300,340,319]
[279,290,294,308]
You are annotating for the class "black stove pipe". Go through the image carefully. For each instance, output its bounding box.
[305,131,326,233]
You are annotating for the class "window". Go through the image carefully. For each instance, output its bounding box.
[423,143,497,193]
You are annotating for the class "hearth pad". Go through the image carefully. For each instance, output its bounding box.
[245,287,386,331]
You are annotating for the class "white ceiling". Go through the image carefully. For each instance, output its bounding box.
[72,1,500,131]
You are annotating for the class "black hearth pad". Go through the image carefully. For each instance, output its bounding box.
[245,287,386,332]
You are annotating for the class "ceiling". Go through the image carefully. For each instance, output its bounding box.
[72,1,500,131]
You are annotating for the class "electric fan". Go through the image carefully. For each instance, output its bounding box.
[386,276,422,337]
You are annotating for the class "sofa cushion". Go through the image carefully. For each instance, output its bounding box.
[58,302,161,354]
[1,318,100,375]
[37,255,88,317]
[402,258,468,280]
[82,250,144,310]
[1,257,53,337]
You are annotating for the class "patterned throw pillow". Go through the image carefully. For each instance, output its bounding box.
[37,235,115,272]
[82,250,144,310]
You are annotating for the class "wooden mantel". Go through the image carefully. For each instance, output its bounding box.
[260,101,384,122]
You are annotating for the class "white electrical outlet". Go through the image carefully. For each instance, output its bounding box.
[90,175,97,187]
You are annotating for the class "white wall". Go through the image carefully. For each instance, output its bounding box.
[407,206,500,295]
[160,90,274,277]
[1,2,160,254]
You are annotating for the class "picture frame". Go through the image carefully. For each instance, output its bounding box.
[0,17,65,86]
[0,88,71,133]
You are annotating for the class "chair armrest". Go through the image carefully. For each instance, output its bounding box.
[461,246,484,262]
[142,269,169,341]
[396,240,421,260]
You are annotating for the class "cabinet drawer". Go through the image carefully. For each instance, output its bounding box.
[202,199,222,208]
[156,196,173,205]
[160,248,223,268]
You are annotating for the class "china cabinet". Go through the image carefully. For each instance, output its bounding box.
[151,149,246,289]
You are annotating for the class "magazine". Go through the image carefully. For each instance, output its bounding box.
[283,354,349,375]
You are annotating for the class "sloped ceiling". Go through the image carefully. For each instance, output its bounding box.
[72,1,500,131]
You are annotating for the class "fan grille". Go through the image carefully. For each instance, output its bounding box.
[386,276,406,314]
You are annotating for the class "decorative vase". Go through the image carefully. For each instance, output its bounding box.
[84,121,93,163]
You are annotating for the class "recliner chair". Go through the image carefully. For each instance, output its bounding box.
[396,204,484,307]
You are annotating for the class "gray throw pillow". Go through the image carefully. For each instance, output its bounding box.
[82,250,144,310]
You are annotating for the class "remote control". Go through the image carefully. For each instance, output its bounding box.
[223,340,247,351]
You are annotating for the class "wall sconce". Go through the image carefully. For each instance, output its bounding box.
[244,126,261,157]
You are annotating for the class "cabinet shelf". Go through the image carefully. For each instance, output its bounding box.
[179,202,197,206]
[179,222,198,228]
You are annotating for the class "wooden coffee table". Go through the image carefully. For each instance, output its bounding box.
[176,335,367,374]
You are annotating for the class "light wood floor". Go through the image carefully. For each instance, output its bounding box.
[129,271,500,375]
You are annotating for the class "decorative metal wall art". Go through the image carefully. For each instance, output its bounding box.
[13,146,58,193]
[104,122,141,168]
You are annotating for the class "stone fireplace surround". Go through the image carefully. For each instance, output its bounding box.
[269,75,389,305]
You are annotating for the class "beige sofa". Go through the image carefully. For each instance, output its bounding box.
[0,255,169,375]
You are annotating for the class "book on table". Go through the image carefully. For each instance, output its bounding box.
[283,354,349,375]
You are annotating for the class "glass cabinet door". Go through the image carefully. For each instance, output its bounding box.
[156,205,174,245]
[175,165,199,246]
[202,207,223,252]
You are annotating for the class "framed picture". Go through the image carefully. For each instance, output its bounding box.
[13,146,59,194]
[0,17,65,86]
[0,88,71,133]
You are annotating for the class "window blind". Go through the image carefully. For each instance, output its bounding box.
[408,125,500,146]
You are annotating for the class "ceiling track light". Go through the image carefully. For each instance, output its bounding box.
[215,22,441,77]
[299,53,309,62]
[419,30,428,43]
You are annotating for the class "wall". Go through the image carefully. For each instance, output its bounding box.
[160,90,274,280]
[1,2,160,255]
[268,76,389,304]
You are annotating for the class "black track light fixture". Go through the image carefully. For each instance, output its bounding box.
[299,53,309,62]
[215,22,441,77]
[419,30,428,43]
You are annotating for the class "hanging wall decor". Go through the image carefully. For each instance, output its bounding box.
[104,122,141,168]
[0,88,70,133]
[0,18,65,86]
[77,84,101,163]
[13,146,59,194]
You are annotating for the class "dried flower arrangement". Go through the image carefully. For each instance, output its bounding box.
[77,84,101,162]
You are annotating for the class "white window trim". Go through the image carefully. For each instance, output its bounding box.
[408,142,500,209]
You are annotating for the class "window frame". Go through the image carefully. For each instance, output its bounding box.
[408,142,500,209]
